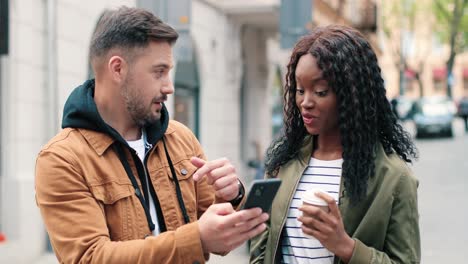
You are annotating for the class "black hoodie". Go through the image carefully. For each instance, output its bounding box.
[62,79,169,145]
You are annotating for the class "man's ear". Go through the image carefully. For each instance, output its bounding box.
[108,55,127,83]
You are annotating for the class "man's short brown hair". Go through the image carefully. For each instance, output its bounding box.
[89,6,178,67]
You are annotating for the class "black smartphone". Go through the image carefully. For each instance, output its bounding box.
[242,179,282,212]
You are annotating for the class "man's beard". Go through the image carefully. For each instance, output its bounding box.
[121,76,161,127]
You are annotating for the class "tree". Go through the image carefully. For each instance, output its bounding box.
[433,0,468,98]
[381,0,432,98]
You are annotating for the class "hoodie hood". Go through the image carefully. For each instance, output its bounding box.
[62,79,169,145]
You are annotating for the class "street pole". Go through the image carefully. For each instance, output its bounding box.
[399,31,405,96]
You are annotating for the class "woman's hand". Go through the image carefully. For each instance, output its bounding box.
[298,192,355,263]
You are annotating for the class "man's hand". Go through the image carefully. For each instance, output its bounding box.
[198,203,269,254]
[191,157,240,201]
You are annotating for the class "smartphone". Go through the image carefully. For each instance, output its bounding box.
[242,179,282,212]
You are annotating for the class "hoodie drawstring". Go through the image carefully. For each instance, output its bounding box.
[113,138,190,234]
[113,143,157,232]
[162,137,190,224]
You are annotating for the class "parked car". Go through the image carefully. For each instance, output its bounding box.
[391,96,414,120]
[412,97,455,138]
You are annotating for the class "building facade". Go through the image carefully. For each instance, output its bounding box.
[0,1,391,262]
[0,0,280,262]
[378,0,468,100]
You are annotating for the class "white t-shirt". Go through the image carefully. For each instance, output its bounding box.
[127,136,160,236]
[281,158,343,264]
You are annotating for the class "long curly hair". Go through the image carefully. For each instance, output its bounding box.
[265,25,418,203]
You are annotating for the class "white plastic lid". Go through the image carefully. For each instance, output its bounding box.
[302,188,328,206]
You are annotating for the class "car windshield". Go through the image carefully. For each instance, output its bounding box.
[422,102,450,116]
[420,99,452,117]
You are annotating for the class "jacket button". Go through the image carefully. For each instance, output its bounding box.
[181,168,188,175]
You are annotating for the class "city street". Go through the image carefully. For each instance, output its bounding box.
[412,118,468,263]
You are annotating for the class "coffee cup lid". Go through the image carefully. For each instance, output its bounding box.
[302,188,328,206]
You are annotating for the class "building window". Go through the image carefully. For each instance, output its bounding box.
[173,60,199,137]
[271,67,283,138]
[174,87,198,135]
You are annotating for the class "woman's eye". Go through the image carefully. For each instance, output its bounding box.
[296,88,305,95]
[315,90,329,97]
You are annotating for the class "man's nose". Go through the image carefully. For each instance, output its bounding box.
[161,77,174,95]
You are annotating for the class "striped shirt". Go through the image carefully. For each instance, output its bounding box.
[281,158,343,264]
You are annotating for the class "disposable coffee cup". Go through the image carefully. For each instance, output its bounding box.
[302,188,330,212]
[301,189,329,239]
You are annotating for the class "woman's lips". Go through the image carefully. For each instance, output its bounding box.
[302,115,317,125]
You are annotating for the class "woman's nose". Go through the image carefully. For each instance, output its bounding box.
[301,92,315,108]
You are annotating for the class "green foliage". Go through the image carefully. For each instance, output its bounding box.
[433,0,468,52]
[381,0,430,33]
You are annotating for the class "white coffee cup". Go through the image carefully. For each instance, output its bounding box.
[301,188,330,239]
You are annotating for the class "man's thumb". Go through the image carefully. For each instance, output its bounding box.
[211,203,235,216]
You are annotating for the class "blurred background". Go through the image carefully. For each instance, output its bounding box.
[0,0,466,263]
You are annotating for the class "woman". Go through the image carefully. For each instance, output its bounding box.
[250,25,420,264]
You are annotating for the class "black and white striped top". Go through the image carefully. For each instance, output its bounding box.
[281,158,343,264]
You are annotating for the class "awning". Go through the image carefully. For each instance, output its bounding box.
[463,68,468,79]
[433,68,446,81]
[405,68,416,79]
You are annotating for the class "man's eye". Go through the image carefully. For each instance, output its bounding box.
[155,71,164,78]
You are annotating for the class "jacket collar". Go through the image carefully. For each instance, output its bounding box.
[298,135,315,165]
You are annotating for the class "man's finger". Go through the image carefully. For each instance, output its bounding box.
[209,165,236,183]
[221,208,263,227]
[234,213,269,233]
[212,173,237,191]
[229,222,267,248]
[191,157,206,168]
[192,157,228,181]
[191,157,206,181]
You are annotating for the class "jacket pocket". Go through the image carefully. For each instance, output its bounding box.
[168,159,198,181]
[166,159,198,221]
[90,182,136,241]
[91,182,134,204]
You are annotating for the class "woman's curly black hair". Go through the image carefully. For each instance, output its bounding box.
[265,25,418,203]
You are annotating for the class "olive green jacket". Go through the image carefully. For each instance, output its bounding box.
[250,137,420,264]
